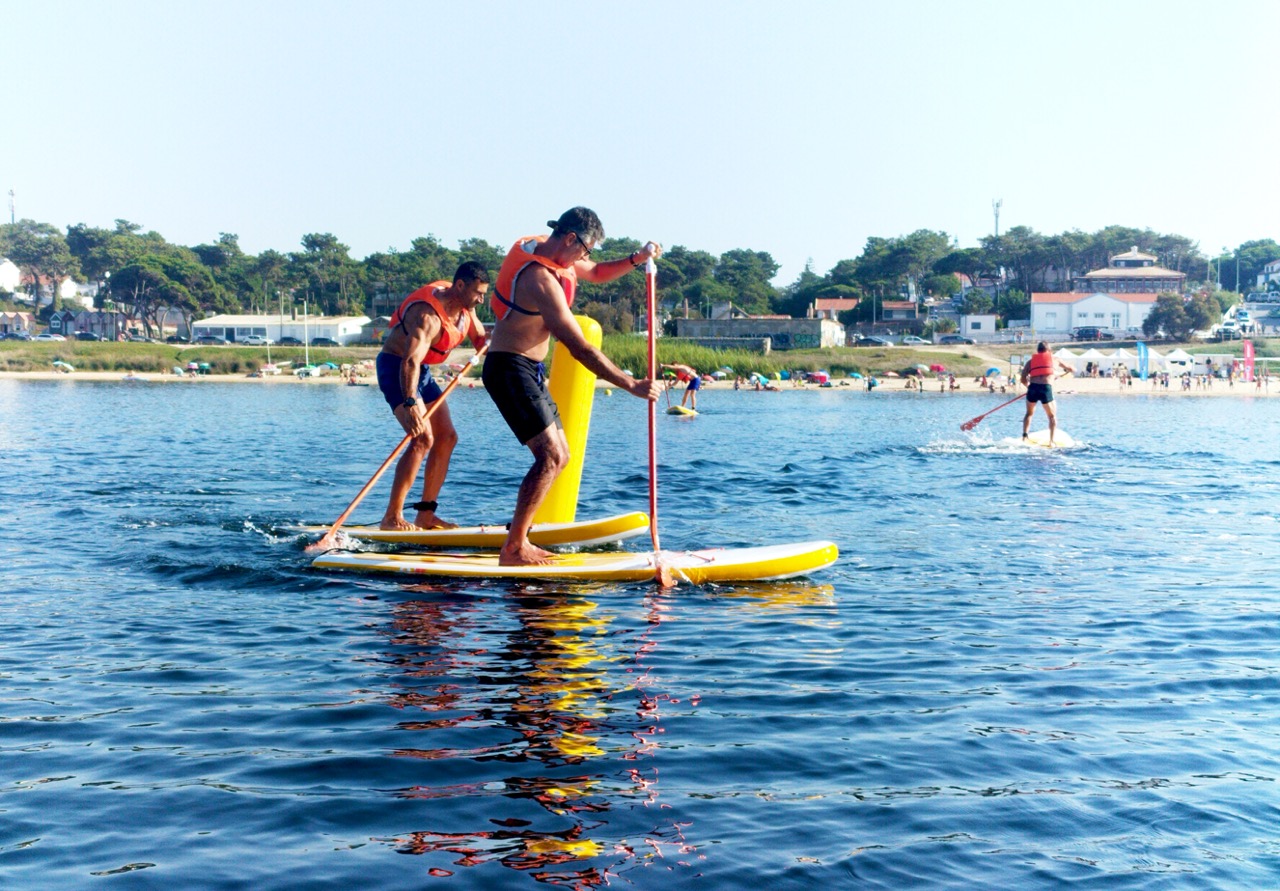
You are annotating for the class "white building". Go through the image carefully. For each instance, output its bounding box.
[1029,292,1159,337]
[1257,259,1280,291]
[0,259,20,293]
[191,313,371,344]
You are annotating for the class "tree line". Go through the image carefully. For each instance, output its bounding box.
[1,217,1275,337]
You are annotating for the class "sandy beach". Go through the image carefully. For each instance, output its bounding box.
[2,368,1274,396]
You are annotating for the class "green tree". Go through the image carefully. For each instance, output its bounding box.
[0,220,78,317]
[714,249,779,314]
[1234,240,1280,294]
[1143,292,1190,340]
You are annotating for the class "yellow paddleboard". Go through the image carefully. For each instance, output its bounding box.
[312,540,839,584]
[667,405,698,416]
[1025,429,1076,449]
[293,511,649,549]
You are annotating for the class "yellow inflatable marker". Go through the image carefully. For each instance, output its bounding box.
[533,315,601,525]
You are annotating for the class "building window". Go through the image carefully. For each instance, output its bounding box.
[1111,313,1121,328]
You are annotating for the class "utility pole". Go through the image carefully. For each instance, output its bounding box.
[992,198,1002,238]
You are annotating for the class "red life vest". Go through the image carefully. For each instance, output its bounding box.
[492,235,577,321]
[1026,351,1055,376]
[389,281,468,364]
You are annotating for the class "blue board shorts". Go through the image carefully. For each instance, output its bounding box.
[1026,382,1054,404]
[482,351,562,445]
[686,376,701,392]
[376,352,443,410]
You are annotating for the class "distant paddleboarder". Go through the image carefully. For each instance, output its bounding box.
[661,362,701,410]
[1020,341,1075,445]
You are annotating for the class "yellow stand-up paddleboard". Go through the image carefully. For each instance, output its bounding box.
[666,405,697,416]
[1025,429,1076,449]
[291,512,648,549]
[312,540,839,584]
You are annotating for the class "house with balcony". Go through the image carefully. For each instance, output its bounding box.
[1029,246,1183,336]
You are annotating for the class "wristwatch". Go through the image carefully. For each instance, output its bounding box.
[402,397,418,408]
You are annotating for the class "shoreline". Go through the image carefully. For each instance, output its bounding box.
[2,369,1274,397]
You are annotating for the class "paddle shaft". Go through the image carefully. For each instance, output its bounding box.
[646,257,661,553]
[960,392,1024,431]
[309,344,488,549]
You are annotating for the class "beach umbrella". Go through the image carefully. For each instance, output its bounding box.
[985,366,1001,377]
[914,364,930,372]
[321,361,339,368]
[52,360,74,371]
[882,371,899,378]
[719,365,734,373]
[850,372,864,379]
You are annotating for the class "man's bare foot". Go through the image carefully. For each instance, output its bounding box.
[498,541,556,566]
[379,516,422,531]
[414,511,458,530]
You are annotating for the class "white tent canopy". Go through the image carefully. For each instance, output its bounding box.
[1100,348,1135,371]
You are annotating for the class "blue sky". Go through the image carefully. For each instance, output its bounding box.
[6,0,1277,283]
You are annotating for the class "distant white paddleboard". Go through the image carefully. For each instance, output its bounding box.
[1024,429,1076,449]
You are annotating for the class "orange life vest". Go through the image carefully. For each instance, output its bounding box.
[492,235,577,321]
[1026,351,1055,377]
[389,281,468,364]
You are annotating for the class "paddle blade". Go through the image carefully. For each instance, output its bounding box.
[304,530,341,554]
[653,553,676,588]
[959,418,979,431]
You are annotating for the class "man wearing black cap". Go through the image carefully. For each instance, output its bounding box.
[484,207,662,565]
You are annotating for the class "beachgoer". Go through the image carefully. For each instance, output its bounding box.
[483,207,662,565]
[661,363,702,409]
[1020,340,1075,445]
[376,261,489,531]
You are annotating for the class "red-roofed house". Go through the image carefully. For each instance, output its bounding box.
[880,300,919,321]
[809,297,858,320]
[1030,246,1185,336]
[1031,292,1161,336]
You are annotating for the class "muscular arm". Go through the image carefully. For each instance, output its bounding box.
[526,268,656,398]
[399,304,443,400]
[465,310,486,352]
[574,253,641,285]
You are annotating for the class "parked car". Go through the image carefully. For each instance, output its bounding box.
[310,336,340,347]
[899,335,931,345]
[33,332,67,341]
[939,334,976,345]
[1071,326,1114,341]
[165,334,189,343]
[277,336,304,346]
[854,335,894,347]
[3,331,31,340]
[194,334,229,345]
[240,334,273,346]
[126,333,151,342]
[75,331,104,341]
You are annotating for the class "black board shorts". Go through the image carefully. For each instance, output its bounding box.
[482,351,562,445]
[1026,382,1054,404]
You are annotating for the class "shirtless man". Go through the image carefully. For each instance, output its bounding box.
[1020,340,1075,445]
[661,363,701,409]
[376,261,488,531]
[483,207,662,565]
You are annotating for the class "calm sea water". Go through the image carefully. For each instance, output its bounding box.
[3,377,1280,890]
